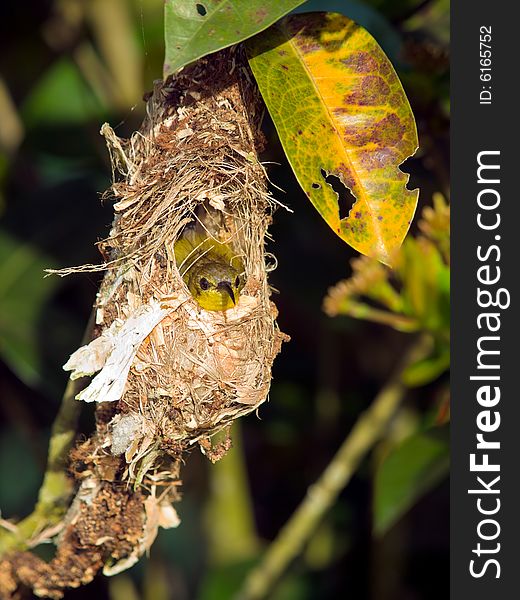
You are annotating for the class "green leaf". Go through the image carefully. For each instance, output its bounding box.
[373,426,449,535]
[21,58,107,126]
[401,348,450,387]
[247,13,418,262]
[163,0,307,77]
[0,230,61,386]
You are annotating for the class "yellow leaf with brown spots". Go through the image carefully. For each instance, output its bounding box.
[247,12,419,261]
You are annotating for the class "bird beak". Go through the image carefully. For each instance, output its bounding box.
[218,281,235,305]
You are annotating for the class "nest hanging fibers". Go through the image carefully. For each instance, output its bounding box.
[64,47,287,487]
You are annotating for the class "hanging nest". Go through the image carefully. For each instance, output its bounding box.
[63,46,287,483]
[0,46,289,599]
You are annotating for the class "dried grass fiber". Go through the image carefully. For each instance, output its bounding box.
[62,47,287,484]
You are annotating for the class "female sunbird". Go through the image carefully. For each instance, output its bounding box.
[174,230,245,311]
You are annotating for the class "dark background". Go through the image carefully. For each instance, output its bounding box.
[0,1,449,598]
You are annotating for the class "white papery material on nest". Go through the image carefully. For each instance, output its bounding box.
[64,301,173,403]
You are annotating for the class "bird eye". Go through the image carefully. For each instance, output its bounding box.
[235,276,240,288]
[199,277,210,290]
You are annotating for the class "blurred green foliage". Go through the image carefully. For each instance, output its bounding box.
[0,0,449,598]
[324,194,450,379]
[21,57,107,126]
[324,194,450,537]
[0,231,59,386]
[373,425,449,535]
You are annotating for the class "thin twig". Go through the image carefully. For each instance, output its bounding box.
[235,335,430,600]
[0,310,96,556]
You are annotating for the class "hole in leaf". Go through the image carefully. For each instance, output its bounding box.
[196,3,207,16]
[312,182,321,189]
[399,156,420,191]
[320,169,356,221]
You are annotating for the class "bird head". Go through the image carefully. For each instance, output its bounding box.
[187,261,244,311]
